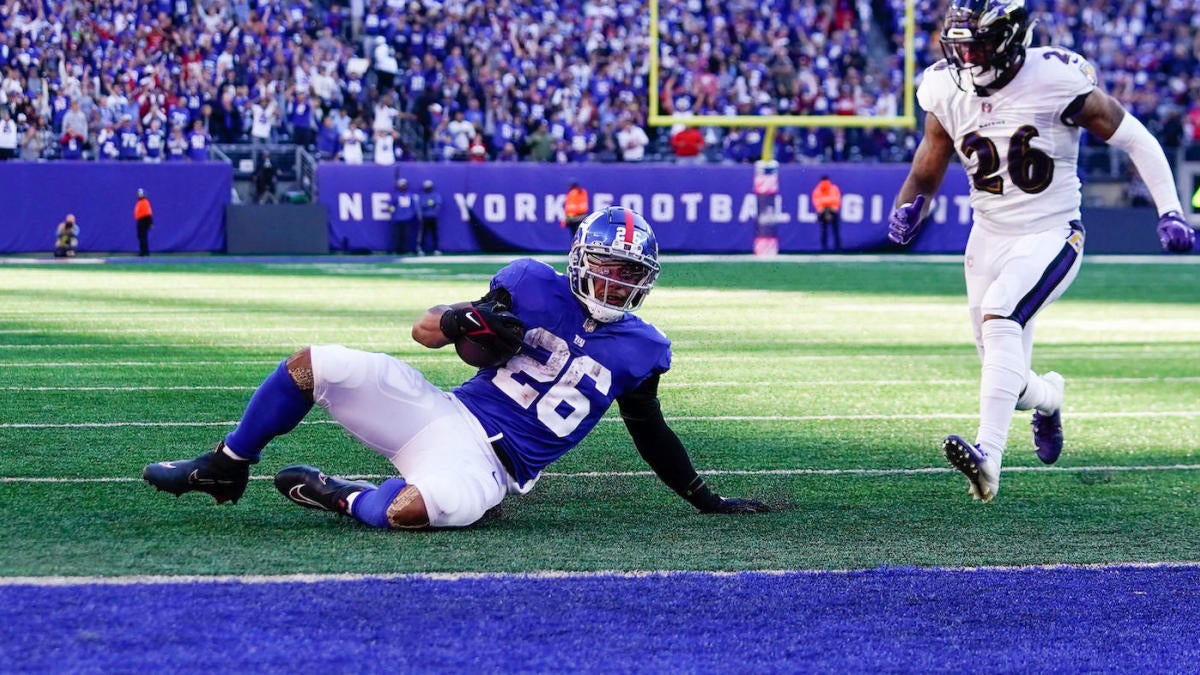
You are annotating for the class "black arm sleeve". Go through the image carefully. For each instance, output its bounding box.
[617,374,722,511]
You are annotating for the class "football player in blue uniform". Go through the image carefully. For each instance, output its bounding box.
[887,0,1196,502]
[144,207,768,528]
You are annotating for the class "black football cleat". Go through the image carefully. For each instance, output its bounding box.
[142,443,252,504]
[274,465,376,516]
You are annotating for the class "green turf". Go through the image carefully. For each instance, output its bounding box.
[0,257,1196,576]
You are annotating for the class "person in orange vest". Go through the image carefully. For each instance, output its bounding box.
[134,188,154,256]
[562,180,589,239]
[811,174,842,251]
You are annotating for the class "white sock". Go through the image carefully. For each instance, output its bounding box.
[1015,370,1047,411]
[977,319,1025,457]
[220,442,251,462]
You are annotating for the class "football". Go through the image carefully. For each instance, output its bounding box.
[455,336,515,368]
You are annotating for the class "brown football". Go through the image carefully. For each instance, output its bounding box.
[455,337,512,368]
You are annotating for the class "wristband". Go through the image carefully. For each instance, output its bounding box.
[439,308,464,341]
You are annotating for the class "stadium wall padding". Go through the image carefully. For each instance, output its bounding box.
[0,162,230,254]
[225,204,328,254]
[2,162,1182,255]
[317,162,979,254]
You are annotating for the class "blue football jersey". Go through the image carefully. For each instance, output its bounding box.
[454,259,671,486]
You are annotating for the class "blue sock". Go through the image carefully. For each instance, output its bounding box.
[349,478,409,529]
[223,360,313,461]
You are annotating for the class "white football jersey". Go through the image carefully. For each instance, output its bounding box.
[918,47,1097,235]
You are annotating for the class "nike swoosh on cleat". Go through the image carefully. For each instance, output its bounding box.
[187,469,233,486]
[287,484,328,510]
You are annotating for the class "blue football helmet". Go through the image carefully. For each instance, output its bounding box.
[568,207,660,323]
[940,0,1034,94]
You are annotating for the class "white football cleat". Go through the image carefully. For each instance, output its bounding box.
[943,435,1002,503]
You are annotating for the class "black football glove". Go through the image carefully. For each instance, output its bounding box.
[440,300,526,356]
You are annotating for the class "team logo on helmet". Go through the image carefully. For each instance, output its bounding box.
[568,207,660,323]
[940,0,1034,94]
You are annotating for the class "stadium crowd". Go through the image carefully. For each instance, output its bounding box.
[0,0,1196,167]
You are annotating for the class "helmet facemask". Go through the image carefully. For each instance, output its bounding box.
[568,208,661,323]
[940,0,1033,94]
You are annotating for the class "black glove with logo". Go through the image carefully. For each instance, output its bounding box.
[440,301,526,368]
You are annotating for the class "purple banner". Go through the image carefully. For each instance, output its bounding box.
[0,162,231,254]
[316,162,973,254]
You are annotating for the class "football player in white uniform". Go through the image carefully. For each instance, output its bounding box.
[887,0,1196,502]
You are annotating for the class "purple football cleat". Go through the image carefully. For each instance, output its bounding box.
[1031,371,1064,464]
[1031,410,1063,464]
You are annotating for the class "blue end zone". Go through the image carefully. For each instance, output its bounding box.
[3,565,1197,671]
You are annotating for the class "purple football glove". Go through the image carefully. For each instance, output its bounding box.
[1157,211,1196,253]
[887,194,928,246]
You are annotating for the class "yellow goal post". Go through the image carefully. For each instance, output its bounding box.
[647,0,919,161]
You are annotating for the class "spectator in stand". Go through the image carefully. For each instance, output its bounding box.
[495,141,520,162]
[316,115,341,159]
[0,108,17,160]
[188,120,212,161]
[670,124,706,162]
[288,90,317,149]
[62,100,88,147]
[20,116,47,161]
[468,133,488,162]
[143,118,166,162]
[374,128,399,165]
[525,121,553,162]
[116,115,142,161]
[340,120,367,164]
[447,110,475,159]
[166,126,188,161]
[97,121,120,160]
[60,129,86,160]
[250,95,278,145]
[616,117,650,162]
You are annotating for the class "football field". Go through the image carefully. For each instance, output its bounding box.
[1,254,1197,670]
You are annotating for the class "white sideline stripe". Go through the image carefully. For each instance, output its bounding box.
[5,463,1200,485]
[1,410,1194,429]
[4,376,1197,392]
[4,560,1200,588]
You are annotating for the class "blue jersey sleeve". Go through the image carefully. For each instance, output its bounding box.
[454,258,671,486]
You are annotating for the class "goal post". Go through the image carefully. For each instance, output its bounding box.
[647,0,919,131]
[646,0,920,254]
